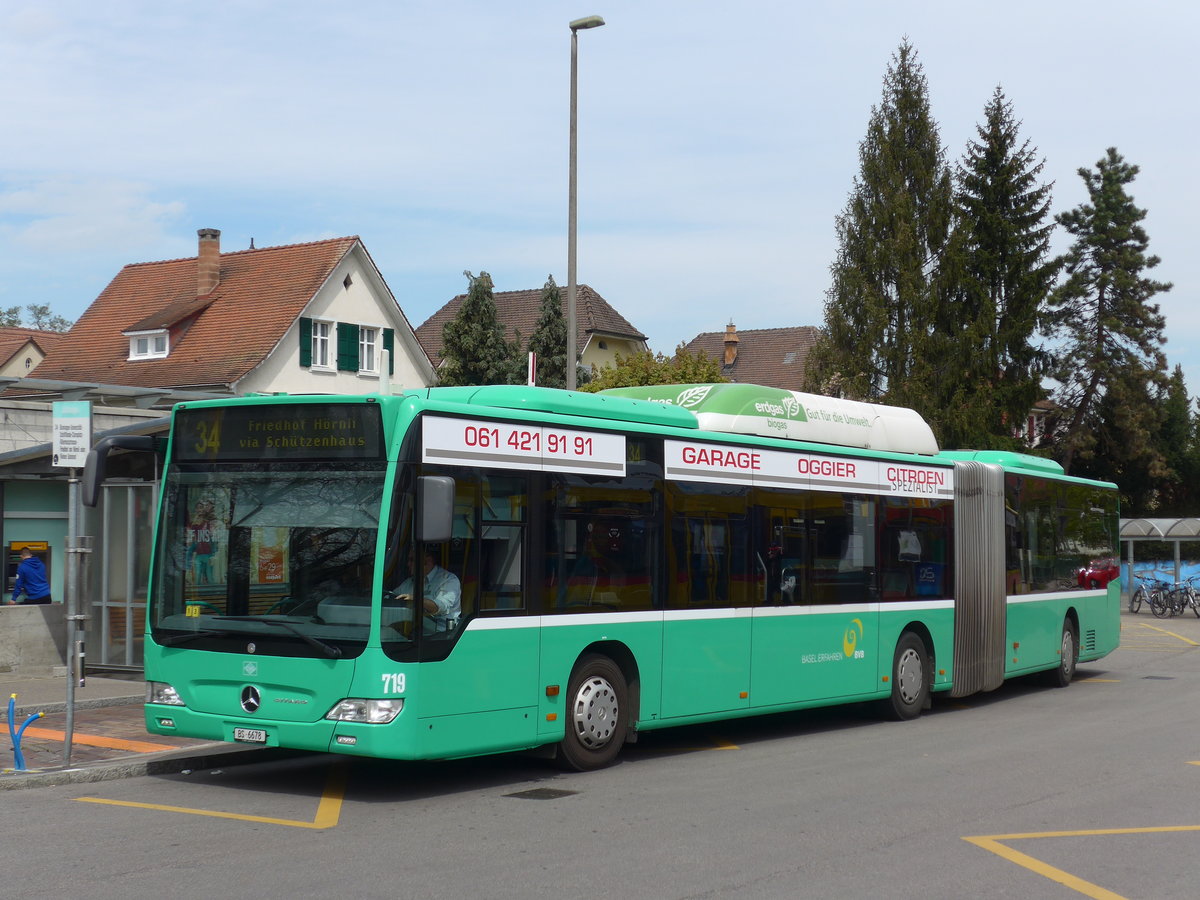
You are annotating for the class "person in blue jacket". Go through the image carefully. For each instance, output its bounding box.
[8,548,52,605]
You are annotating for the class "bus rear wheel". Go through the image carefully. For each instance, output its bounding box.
[557,654,628,771]
[883,632,929,721]
[1046,618,1078,688]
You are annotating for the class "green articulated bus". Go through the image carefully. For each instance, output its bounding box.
[84,382,1120,770]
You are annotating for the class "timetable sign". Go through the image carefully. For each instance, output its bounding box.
[52,401,93,468]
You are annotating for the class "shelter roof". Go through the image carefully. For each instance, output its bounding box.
[1120,518,1200,540]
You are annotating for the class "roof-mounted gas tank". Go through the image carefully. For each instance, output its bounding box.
[599,383,939,455]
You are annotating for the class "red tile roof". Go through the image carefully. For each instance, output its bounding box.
[415,284,646,363]
[35,237,361,389]
[684,325,821,392]
[0,328,69,368]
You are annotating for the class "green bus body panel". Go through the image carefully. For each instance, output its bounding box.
[749,608,877,707]
[662,614,752,717]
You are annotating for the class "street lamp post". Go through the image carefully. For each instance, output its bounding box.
[567,14,605,391]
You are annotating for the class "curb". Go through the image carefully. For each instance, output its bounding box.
[0,744,301,792]
[13,694,143,718]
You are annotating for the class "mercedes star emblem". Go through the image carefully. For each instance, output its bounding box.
[240,685,261,714]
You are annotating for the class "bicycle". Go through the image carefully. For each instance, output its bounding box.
[1130,575,1167,615]
[1165,576,1200,618]
[1142,578,1172,618]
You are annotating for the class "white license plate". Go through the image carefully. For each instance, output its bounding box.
[233,727,267,743]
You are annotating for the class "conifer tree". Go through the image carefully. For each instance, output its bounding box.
[438,271,521,386]
[806,40,955,429]
[526,275,578,389]
[1151,366,1196,515]
[1045,148,1171,476]
[944,87,1057,449]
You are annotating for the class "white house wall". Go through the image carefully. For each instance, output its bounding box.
[238,247,434,396]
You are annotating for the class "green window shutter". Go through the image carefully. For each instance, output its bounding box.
[337,322,359,372]
[383,328,395,375]
[299,317,312,367]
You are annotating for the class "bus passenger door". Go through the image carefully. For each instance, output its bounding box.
[751,496,879,707]
[661,512,753,718]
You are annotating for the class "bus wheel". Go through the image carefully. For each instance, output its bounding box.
[558,654,628,771]
[1046,618,1078,688]
[883,632,929,721]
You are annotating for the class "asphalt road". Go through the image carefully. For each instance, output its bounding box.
[2,608,1198,900]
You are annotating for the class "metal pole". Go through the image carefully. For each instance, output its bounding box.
[566,27,580,391]
[566,15,604,391]
[64,470,78,767]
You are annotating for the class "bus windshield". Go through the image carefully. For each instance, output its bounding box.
[151,462,386,657]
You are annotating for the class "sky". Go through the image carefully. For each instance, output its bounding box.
[1,0,1197,391]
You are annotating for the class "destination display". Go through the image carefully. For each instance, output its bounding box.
[664,439,953,498]
[422,415,626,476]
[173,403,386,462]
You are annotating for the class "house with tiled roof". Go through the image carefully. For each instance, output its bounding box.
[683,323,821,392]
[33,228,435,395]
[415,284,648,377]
[0,327,68,378]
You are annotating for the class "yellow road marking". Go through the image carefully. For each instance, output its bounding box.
[20,726,178,754]
[640,735,740,754]
[76,763,346,830]
[1126,622,1199,646]
[965,825,1200,900]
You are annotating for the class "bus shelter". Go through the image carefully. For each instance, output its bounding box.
[1119,517,1200,588]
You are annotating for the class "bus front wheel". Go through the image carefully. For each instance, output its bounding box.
[558,654,628,771]
[883,632,929,721]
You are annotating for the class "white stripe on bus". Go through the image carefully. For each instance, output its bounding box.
[463,598,959,631]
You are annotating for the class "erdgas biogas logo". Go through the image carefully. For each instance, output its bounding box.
[843,618,865,659]
[675,385,714,408]
[753,394,806,420]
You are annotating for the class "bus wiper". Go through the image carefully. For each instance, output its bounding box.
[214,616,342,658]
[158,629,230,646]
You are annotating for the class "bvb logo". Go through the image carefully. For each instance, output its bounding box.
[843,618,864,658]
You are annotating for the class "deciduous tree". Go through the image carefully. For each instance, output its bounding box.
[581,346,726,392]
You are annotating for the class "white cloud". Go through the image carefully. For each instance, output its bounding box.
[0,179,185,254]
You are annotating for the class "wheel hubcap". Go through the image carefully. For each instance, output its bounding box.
[1062,631,1076,676]
[571,675,619,749]
[896,648,923,704]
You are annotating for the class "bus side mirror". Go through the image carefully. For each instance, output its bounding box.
[417,475,455,543]
[82,435,161,507]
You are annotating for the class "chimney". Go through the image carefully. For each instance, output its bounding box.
[197,228,221,296]
[723,321,739,367]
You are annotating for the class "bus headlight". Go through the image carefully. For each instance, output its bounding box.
[325,699,403,724]
[146,681,186,706]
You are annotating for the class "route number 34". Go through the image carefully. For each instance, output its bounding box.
[381,673,406,694]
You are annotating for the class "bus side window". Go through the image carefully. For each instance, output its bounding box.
[479,473,525,611]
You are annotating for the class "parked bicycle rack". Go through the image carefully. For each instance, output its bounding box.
[6,694,45,772]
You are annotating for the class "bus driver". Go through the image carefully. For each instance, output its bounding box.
[394,546,461,632]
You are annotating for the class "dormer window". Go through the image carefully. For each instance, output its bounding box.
[127,329,169,360]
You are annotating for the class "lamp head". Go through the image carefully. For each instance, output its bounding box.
[569,15,605,31]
